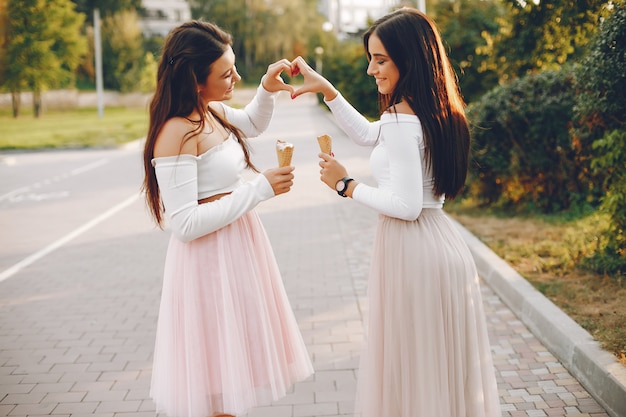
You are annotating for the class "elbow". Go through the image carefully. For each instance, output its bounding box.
[171,228,198,243]
[398,207,422,221]
[169,216,204,243]
[390,197,422,221]
[244,123,264,138]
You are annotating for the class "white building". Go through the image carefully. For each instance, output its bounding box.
[140,0,192,37]
[318,0,400,37]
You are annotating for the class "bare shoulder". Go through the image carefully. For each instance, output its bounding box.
[154,117,198,158]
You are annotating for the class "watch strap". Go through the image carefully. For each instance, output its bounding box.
[337,177,354,197]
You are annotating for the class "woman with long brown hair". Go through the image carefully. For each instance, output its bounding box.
[291,7,500,417]
[142,20,312,417]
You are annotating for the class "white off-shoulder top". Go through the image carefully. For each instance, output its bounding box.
[325,92,444,221]
[151,83,278,242]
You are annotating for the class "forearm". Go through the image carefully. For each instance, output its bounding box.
[168,175,274,242]
[324,92,379,146]
[154,159,275,242]
[222,81,278,137]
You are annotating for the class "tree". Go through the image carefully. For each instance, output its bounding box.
[485,0,609,81]
[574,1,626,147]
[190,0,330,81]
[0,0,9,97]
[577,3,626,276]
[1,0,87,117]
[431,0,504,103]
[323,40,378,118]
[72,0,142,23]
[100,9,144,91]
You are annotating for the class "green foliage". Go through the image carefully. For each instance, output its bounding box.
[486,0,609,81]
[138,51,157,93]
[432,0,503,103]
[100,9,144,92]
[572,2,626,182]
[583,129,626,277]
[189,0,332,82]
[467,69,580,212]
[321,41,378,118]
[1,0,87,115]
[72,0,143,23]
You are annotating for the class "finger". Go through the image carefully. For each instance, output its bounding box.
[291,56,307,70]
[281,84,295,96]
[290,62,300,77]
[270,59,291,73]
[292,86,311,99]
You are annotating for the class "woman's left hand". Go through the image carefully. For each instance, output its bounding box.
[319,153,348,190]
[262,59,296,95]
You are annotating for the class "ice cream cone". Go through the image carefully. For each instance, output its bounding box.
[317,134,332,154]
[276,139,294,167]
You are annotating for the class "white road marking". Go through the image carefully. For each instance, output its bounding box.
[0,158,109,202]
[0,193,139,283]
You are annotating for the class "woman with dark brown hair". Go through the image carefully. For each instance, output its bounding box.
[142,20,312,417]
[291,7,500,417]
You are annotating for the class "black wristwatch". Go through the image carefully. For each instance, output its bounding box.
[335,176,354,197]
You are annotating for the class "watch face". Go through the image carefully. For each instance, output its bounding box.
[335,179,345,192]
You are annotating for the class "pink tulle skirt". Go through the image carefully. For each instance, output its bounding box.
[150,211,313,417]
[356,209,501,417]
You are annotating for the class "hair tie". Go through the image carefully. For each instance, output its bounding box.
[168,56,175,65]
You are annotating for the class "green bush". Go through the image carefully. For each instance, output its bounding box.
[572,2,626,202]
[320,40,378,118]
[573,2,626,137]
[575,3,626,278]
[467,69,579,212]
[583,130,626,278]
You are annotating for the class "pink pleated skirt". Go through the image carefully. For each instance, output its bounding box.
[150,210,313,417]
[356,209,501,417]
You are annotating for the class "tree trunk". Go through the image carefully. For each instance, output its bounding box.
[11,90,20,118]
[33,90,42,118]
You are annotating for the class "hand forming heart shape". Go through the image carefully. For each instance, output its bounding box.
[260,56,336,100]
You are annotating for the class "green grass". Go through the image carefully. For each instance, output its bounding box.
[446,199,626,365]
[0,106,149,150]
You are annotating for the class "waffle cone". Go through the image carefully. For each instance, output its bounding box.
[276,139,294,167]
[317,134,332,154]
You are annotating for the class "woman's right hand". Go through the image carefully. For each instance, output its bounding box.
[290,56,338,101]
[263,166,295,196]
[262,59,296,96]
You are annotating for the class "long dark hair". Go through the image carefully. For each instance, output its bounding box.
[142,20,257,227]
[363,8,469,199]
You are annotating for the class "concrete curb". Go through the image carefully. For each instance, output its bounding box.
[451,218,626,417]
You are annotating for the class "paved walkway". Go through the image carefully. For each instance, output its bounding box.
[0,89,611,417]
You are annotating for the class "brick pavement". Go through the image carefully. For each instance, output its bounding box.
[0,90,612,417]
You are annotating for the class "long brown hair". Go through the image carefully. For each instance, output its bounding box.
[142,20,257,227]
[363,8,469,199]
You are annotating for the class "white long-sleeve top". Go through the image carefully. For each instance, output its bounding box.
[325,93,444,221]
[151,83,278,242]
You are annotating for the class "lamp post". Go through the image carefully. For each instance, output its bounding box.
[314,46,324,75]
[94,9,104,118]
